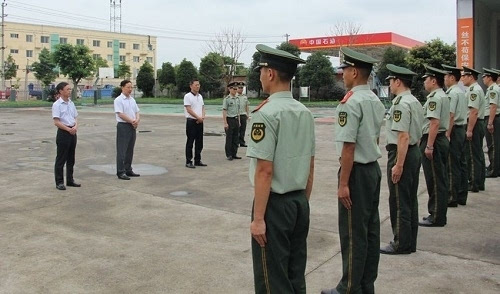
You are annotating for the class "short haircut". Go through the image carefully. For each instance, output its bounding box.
[56,82,69,93]
[491,75,498,82]
[398,78,412,88]
[190,79,199,85]
[356,67,371,80]
[276,69,294,82]
[120,79,132,87]
[431,76,444,88]
[451,72,461,82]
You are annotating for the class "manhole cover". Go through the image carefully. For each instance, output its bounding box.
[169,191,191,197]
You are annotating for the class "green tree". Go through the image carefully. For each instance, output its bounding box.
[406,39,456,98]
[53,44,94,98]
[31,48,58,87]
[117,62,131,79]
[157,62,176,92]
[136,61,155,97]
[246,51,262,96]
[300,52,335,97]
[3,54,17,81]
[199,52,225,98]
[377,47,409,82]
[276,42,301,57]
[176,59,198,93]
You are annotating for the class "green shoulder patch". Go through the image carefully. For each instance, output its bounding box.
[251,123,266,143]
[489,85,494,90]
[470,93,477,101]
[469,86,474,91]
[428,101,437,111]
[491,92,497,99]
[393,96,402,105]
[393,110,402,122]
[338,111,348,127]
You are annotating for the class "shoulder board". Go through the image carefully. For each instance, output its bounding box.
[445,88,451,94]
[252,99,269,113]
[393,96,402,105]
[469,86,474,91]
[340,91,353,104]
[429,92,436,98]
[489,85,494,90]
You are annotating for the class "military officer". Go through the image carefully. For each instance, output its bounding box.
[462,66,486,192]
[483,68,500,177]
[222,81,241,160]
[321,47,385,294]
[237,82,250,147]
[380,64,423,255]
[442,64,469,206]
[419,65,450,227]
[247,44,315,294]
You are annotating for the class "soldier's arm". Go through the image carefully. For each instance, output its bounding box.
[305,156,314,200]
[447,112,455,138]
[467,107,478,134]
[251,159,273,247]
[488,104,497,126]
[427,118,440,148]
[338,143,355,209]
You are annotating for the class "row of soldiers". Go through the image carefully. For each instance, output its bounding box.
[222,81,249,160]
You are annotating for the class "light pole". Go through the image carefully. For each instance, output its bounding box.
[24,59,30,100]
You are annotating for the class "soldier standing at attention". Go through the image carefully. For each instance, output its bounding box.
[483,68,500,178]
[237,82,250,147]
[442,64,469,206]
[223,82,241,160]
[321,47,385,294]
[462,66,486,192]
[248,44,315,294]
[380,64,423,255]
[418,66,450,227]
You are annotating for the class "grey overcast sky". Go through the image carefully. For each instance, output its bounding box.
[6,0,458,68]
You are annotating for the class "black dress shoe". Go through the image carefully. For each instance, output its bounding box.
[240,144,247,147]
[195,161,207,166]
[185,162,196,168]
[126,171,140,177]
[56,184,66,190]
[422,215,432,221]
[233,156,242,159]
[447,201,458,207]
[321,288,340,294]
[479,186,485,191]
[380,243,411,255]
[419,219,445,227]
[67,181,81,187]
[457,201,467,206]
[468,185,479,192]
[226,156,233,161]
[117,173,130,180]
[485,173,497,178]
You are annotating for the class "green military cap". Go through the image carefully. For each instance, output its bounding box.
[461,66,481,76]
[385,64,417,81]
[227,81,238,88]
[441,64,461,75]
[237,81,246,87]
[482,68,499,79]
[422,65,448,78]
[492,68,500,74]
[254,44,305,74]
[338,47,379,69]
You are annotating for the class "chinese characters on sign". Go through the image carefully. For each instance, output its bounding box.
[457,18,473,68]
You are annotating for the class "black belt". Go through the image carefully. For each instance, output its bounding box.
[477,119,484,121]
[453,125,465,128]
[421,132,445,140]
[187,118,197,121]
[386,144,417,151]
[227,116,238,119]
[240,114,247,116]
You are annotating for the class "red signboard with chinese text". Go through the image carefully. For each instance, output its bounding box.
[457,18,473,68]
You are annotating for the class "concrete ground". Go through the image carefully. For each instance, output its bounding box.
[0,106,498,293]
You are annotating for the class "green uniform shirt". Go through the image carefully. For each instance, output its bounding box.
[447,84,467,126]
[246,91,315,194]
[485,84,500,115]
[223,94,240,117]
[386,90,424,145]
[422,88,450,134]
[466,82,486,119]
[335,84,386,163]
[237,94,249,115]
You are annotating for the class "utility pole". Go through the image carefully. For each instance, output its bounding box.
[24,59,29,100]
[1,0,7,91]
[284,33,290,43]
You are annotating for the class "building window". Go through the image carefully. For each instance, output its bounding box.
[119,55,126,62]
[60,37,68,44]
[107,41,113,48]
[10,49,19,54]
[93,40,101,47]
[26,50,33,58]
[107,54,113,62]
[146,57,153,63]
[93,54,101,60]
[76,39,85,45]
[41,36,49,43]
[133,56,140,62]
[119,42,126,49]
[26,35,33,42]
[10,33,19,38]
[133,43,140,50]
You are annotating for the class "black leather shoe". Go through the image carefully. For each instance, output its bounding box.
[485,173,497,178]
[56,184,66,190]
[126,171,140,177]
[422,215,432,221]
[321,288,340,294]
[185,162,195,168]
[479,186,485,191]
[380,244,411,255]
[226,156,233,161]
[67,181,81,187]
[240,144,247,147]
[117,173,130,180]
[447,201,458,207]
[233,156,242,159]
[468,185,479,192]
[419,219,445,227]
[195,161,207,166]
[457,201,467,206]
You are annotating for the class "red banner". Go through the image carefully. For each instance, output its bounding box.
[457,18,473,67]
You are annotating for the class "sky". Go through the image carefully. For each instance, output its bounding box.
[6,0,458,68]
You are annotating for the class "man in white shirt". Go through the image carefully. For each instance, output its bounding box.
[184,79,207,168]
[52,82,80,190]
[114,80,140,180]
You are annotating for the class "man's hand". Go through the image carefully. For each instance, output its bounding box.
[69,126,77,135]
[196,117,203,124]
[487,124,494,134]
[250,219,267,247]
[224,122,229,130]
[391,165,403,184]
[338,184,352,210]
[425,147,433,160]
[466,130,473,140]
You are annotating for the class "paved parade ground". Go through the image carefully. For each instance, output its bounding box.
[0,106,499,293]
